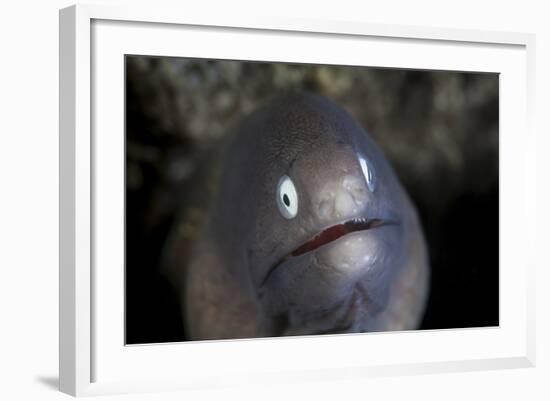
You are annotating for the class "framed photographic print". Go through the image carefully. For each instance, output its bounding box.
[59,4,536,396]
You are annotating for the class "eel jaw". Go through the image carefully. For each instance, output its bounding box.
[290,217,387,257]
[261,217,392,286]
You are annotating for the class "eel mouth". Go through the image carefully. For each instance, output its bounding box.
[261,217,390,287]
[290,218,387,257]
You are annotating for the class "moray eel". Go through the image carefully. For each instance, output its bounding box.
[166,92,429,340]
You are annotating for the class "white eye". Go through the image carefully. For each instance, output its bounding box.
[276,175,298,219]
[358,153,376,192]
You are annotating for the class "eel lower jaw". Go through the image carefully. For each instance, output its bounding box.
[261,217,394,287]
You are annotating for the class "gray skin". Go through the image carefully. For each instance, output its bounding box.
[171,92,429,340]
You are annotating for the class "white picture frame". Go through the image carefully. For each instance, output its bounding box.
[59,3,536,397]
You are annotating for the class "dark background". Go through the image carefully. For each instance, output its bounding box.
[125,56,499,344]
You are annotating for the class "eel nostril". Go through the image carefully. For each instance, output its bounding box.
[334,190,355,218]
[342,174,368,207]
[317,174,368,220]
[350,186,366,206]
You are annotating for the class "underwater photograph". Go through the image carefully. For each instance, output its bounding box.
[124,56,499,344]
